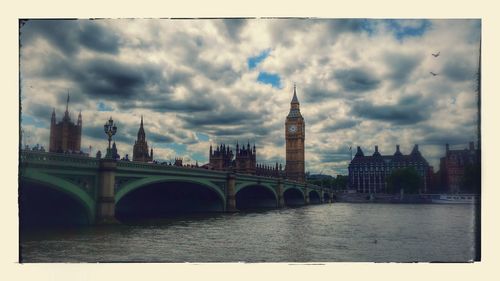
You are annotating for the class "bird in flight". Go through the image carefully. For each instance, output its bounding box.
[430,72,438,76]
[432,51,440,57]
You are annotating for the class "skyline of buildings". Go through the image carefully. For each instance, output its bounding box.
[37,85,479,194]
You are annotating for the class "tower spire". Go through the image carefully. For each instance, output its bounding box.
[63,92,70,121]
[291,83,299,104]
[66,92,70,113]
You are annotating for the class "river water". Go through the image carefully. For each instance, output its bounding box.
[19,203,479,263]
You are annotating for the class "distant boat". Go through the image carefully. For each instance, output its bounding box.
[430,194,479,204]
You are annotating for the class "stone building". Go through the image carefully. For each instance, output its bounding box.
[208,142,283,177]
[49,94,82,153]
[234,142,257,174]
[132,116,153,162]
[348,145,433,193]
[209,144,234,171]
[439,142,479,193]
[285,84,305,182]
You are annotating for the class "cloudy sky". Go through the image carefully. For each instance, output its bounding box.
[19,19,480,175]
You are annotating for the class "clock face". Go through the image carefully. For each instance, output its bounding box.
[288,125,297,133]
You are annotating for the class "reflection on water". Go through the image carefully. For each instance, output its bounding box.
[20,203,478,262]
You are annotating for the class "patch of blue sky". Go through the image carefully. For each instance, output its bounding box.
[385,19,431,40]
[22,115,45,128]
[190,152,207,164]
[196,132,209,142]
[166,143,187,155]
[97,101,113,112]
[360,19,376,35]
[257,72,281,88]
[247,49,270,70]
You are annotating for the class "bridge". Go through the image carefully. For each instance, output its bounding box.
[19,151,334,225]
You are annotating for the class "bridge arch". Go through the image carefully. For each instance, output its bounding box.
[20,170,95,225]
[283,186,305,206]
[115,176,225,204]
[115,176,226,218]
[235,182,278,210]
[309,189,321,204]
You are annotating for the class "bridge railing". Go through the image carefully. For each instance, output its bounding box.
[116,160,229,176]
[19,150,100,168]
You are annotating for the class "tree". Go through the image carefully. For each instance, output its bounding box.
[386,168,422,194]
[333,175,348,191]
[461,163,481,194]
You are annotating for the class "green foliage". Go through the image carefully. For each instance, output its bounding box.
[386,168,422,194]
[307,175,348,190]
[461,163,481,194]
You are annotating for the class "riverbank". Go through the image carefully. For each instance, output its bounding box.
[334,193,480,204]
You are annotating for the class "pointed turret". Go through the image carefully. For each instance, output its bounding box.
[411,144,420,155]
[51,108,56,124]
[63,93,71,121]
[355,146,364,157]
[137,116,146,141]
[291,83,299,104]
[394,145,403,157]
[287,83,302,118]
[77,110,82,126]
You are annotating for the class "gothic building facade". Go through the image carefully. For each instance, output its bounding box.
[132,116,153,162]
[49,95,82,153]
[348,145,433,193]
[208,142,283,177]
[285,85,305,182]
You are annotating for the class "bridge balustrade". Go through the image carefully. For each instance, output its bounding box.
[20,150,100,167]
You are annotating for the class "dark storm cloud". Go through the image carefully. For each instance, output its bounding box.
[383,52,422,87]
[322,119,359,131]
[180,109,265,127]
[319,154,351,163]
[148,132,175,143]
[415,123,477,146]
[38,55,163,100]
[121,85,217,113]
[442,59,476,82]
[78,21,121,54]
[222,19,247,40]
[78,59,162,98]
[83,125,107,140]
[326,19,369,34]
[352,94,432,125]
[302,84,337,103]
[334,67,381,93]
[197,59,241,84]
[27,103,54,120]
[20,20,120,55]
[84,124,135,144]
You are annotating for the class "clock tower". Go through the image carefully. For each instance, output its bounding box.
[285,84,305,182]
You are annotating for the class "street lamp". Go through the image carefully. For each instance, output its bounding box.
[104,117,117,158]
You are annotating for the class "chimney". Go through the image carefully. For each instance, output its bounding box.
[375,145,379,152]
[446,143,449,154]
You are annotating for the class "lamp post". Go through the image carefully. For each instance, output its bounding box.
[104,117,117,159]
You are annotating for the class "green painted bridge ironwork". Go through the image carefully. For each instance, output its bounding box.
[19,151,334,225]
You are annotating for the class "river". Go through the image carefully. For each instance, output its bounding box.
[19,203,479,263]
